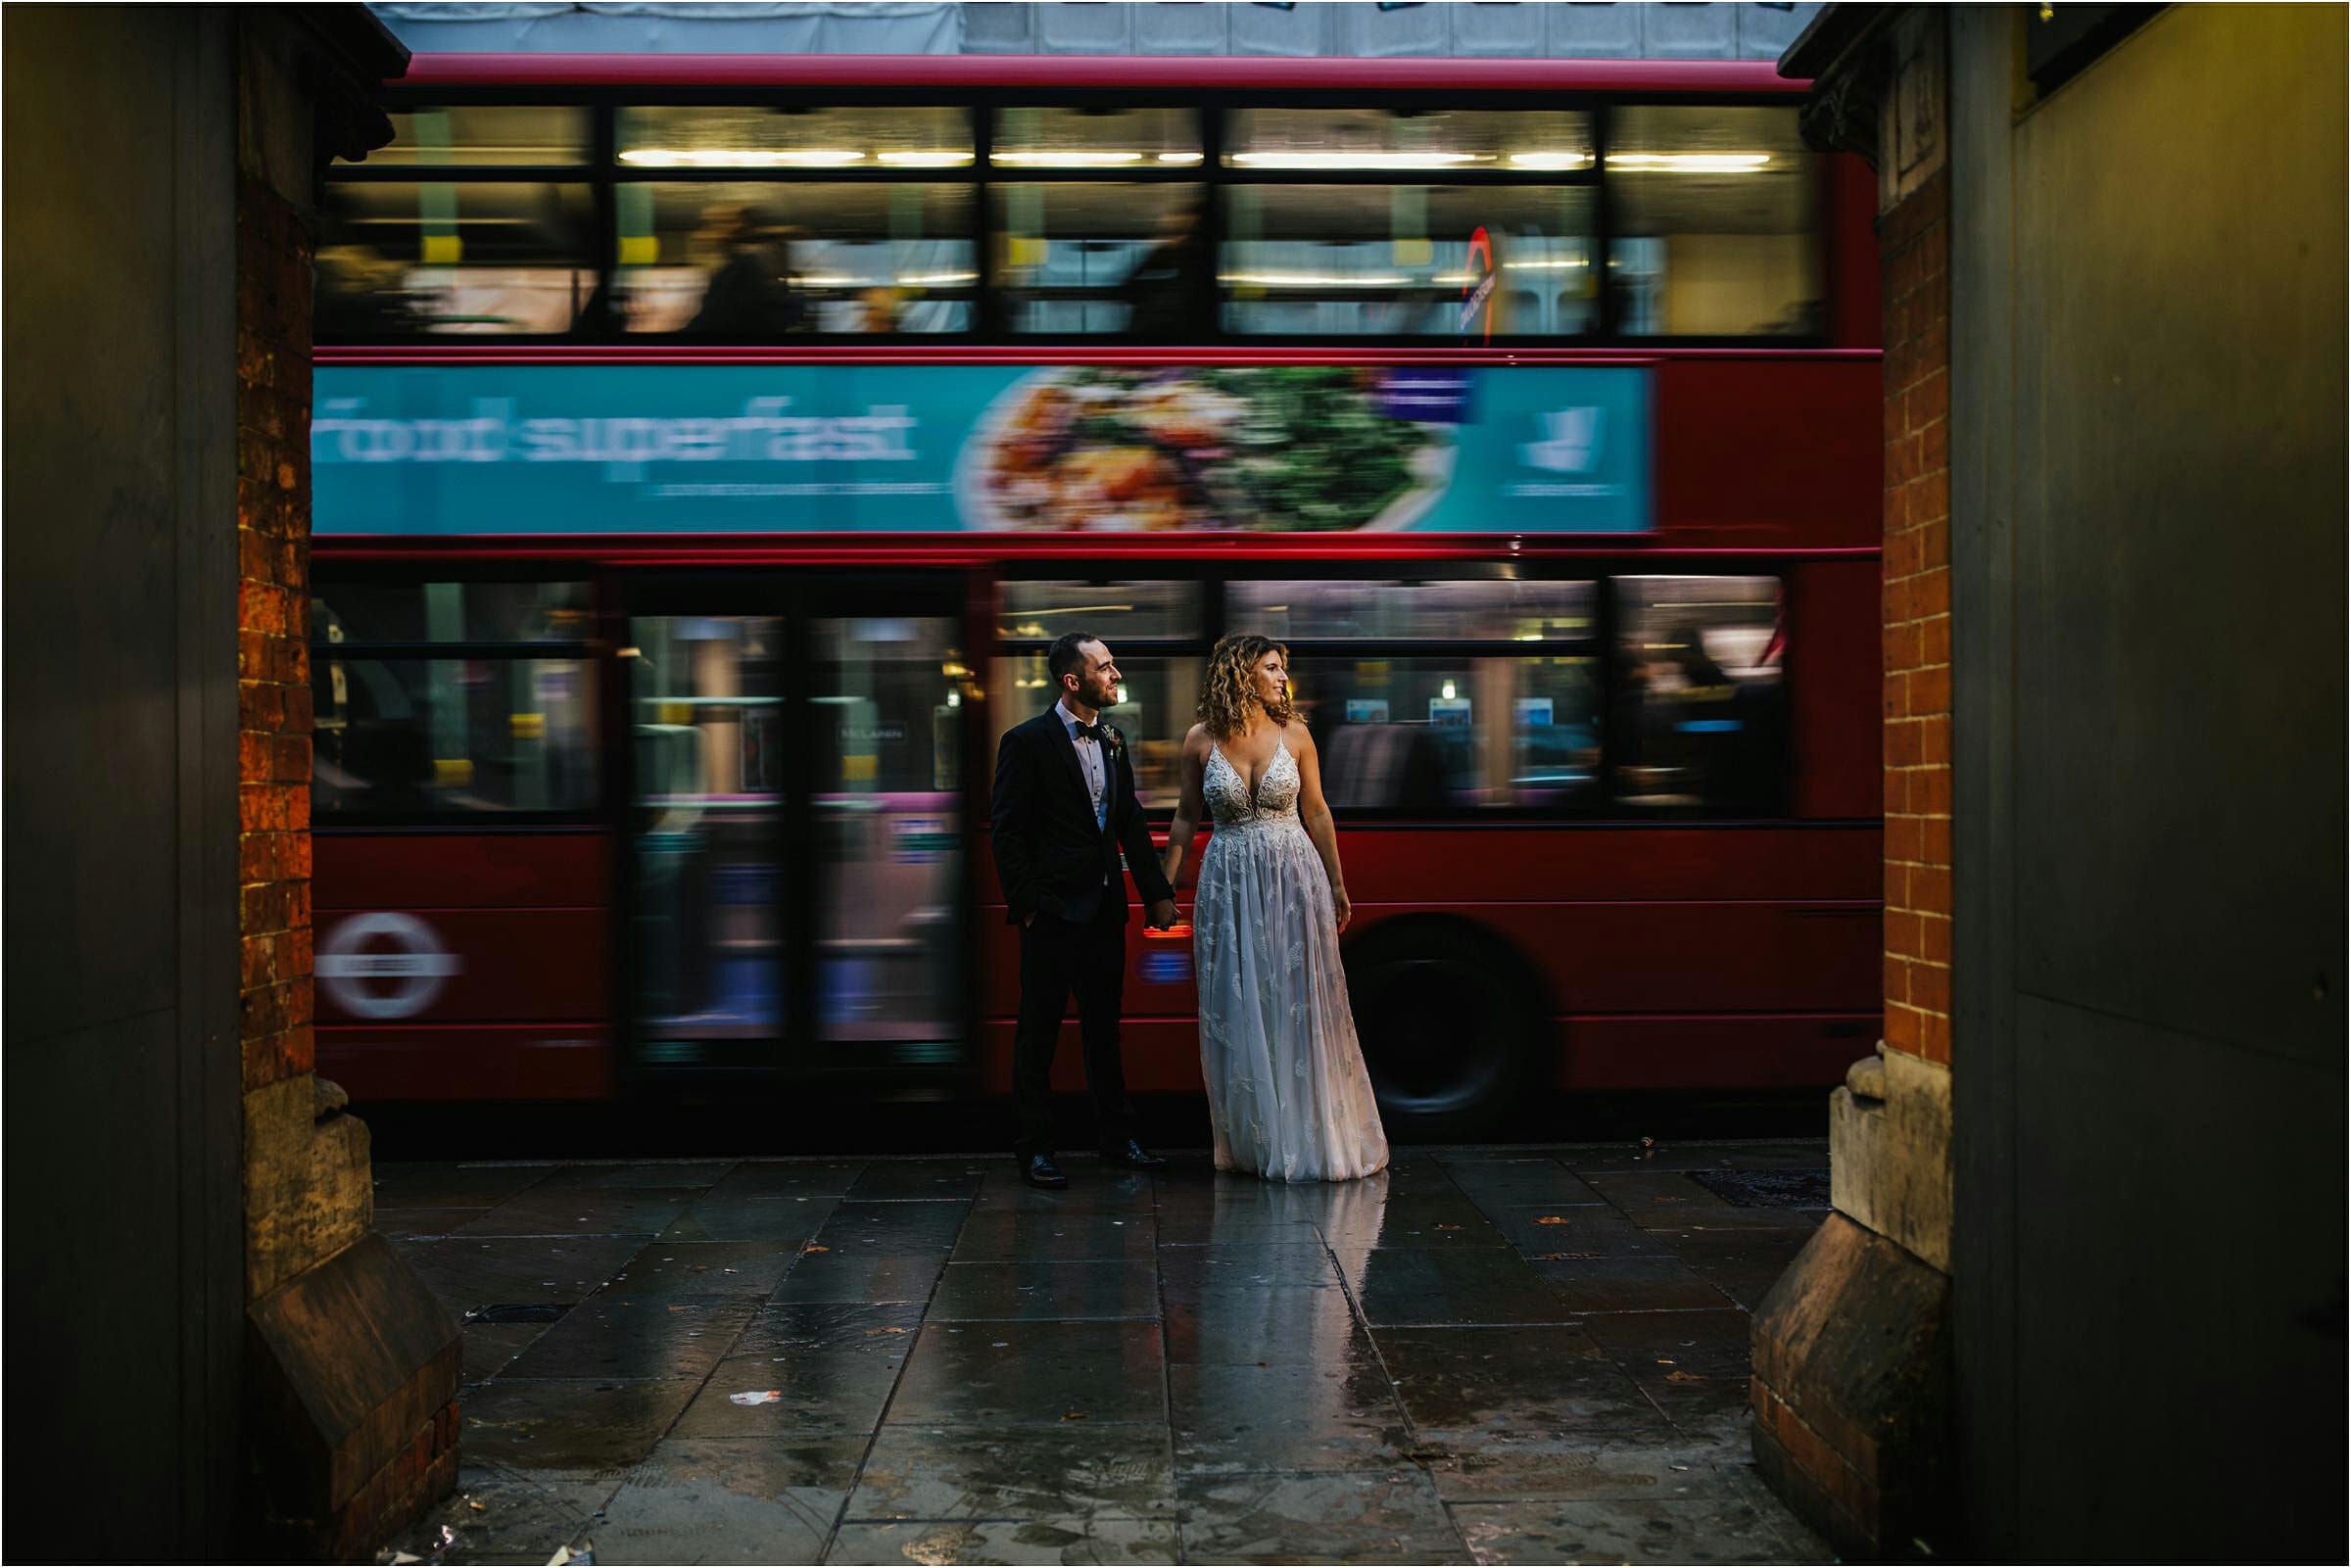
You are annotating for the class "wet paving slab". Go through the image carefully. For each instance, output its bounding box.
[771,1250,951,1306]
[812,1199,974,1253]
[657,1193,840,1244]
[850,1424,1179,1521]
[371,1161,556,1211]
[497,1296,757,1383]
[932,1259,1164,1321]
[373,1140,1830,1565]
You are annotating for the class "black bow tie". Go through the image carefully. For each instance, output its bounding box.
[1072,722,1107,743]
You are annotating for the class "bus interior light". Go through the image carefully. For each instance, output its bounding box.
[618,148,869,167]
[992,150,1146,166]
[1607,153,1772,172]
[1221,271,1413,289]
[1229,151,1486,170]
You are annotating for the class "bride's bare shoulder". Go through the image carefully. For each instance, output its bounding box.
[1279,718,1318,753]
[1180,722,1213,755]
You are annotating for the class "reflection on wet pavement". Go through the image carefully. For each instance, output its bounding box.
[373,1142,1832,1565]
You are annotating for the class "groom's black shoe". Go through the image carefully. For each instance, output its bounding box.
[1098,1139,1167,1170]
[1022,1154,1069,1190]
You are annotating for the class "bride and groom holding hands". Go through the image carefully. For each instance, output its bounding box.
[990,629,1390,1189]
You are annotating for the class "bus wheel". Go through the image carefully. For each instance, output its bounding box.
[1343,921,1545,1142]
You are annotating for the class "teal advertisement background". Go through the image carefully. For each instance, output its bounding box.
[312,363,1650,535]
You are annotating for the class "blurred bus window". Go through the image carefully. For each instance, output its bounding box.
[614,182,974,335]
[312,581,590,645]
[1612,575,1787,811]
[1297,656,1602,810]
[1222,184,1594,338]
[813,617,968,1047]
[311,656,599,817]
[319,181,596,336]
[1607,105,1820,338]
[617,104,972,169]
[990,652,1202,810]
[994,183,1208,337]
[994,106,1200,168]
[350,105,592,166]
[1229,578,1594,641]
[997,580,1203,641]
[1223,107,1592,170]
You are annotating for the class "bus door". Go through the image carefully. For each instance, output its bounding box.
[620,577,971,1082]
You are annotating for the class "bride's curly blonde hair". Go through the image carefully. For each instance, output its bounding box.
[1198,633,1293,739]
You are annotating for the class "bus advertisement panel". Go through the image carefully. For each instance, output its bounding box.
[313,363,1651,536]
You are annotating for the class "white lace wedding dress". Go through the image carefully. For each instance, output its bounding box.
[1193,736,1390,1182]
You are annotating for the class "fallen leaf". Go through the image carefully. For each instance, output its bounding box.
[802,1245,830,1254]
[1535,1215,1569,1225]
[1061,1411,1088,1421]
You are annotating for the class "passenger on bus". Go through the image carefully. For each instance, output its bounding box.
[1119,197,1211,342]
[688,205,806,339]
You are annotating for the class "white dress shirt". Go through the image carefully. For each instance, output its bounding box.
[1056,698,1110,832]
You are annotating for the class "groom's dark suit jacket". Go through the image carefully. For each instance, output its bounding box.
[990,708,1175,927]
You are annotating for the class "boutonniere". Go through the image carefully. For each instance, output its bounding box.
[1100,724,1125,758]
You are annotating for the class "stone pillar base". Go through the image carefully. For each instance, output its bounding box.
[246,1231,462,1561]
[1750,1212,1952,1559]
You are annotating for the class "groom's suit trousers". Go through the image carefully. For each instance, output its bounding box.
[1012,895,1135,1161]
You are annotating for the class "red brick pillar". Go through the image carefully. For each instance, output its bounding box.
[230,16,458,1561]
[1751,9,1957,1557]
[1880,170,1953,1069]
[239,172,319,1112]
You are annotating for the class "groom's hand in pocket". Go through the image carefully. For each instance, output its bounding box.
[1146,898,1179,930]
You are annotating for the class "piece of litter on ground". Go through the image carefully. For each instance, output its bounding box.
[467,1500,486,1512]
[992,1341,1009,1348]
[729,1390,785,1405]
[1060,1410,1088,1421]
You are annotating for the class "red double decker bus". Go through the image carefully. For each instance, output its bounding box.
[310,55,1882,1138]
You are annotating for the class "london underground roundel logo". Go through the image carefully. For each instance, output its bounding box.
[1460,225,1496,347]
[317,912,461,1020]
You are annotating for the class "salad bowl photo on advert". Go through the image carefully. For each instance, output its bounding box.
[957,364,1459,533]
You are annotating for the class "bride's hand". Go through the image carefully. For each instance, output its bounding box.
[1332,890,1351,933]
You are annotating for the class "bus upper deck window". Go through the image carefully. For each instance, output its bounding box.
[1607,106,1821,339]
[1221,184,1594,338]
[318,181,597,338]
[993,183,1208,338]
[611,106,976,337]
[614,181,975,336]
[352,105,592,167]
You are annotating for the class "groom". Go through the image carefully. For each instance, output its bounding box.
[990,631,1181,1189]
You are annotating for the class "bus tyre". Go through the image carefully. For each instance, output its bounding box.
[1343,921,1545,1142]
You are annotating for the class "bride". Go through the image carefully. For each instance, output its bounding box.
[1161,634,1389,1182]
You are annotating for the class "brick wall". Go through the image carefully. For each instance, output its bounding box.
[1879,166,1953,1068]
[238,172,315,1097]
